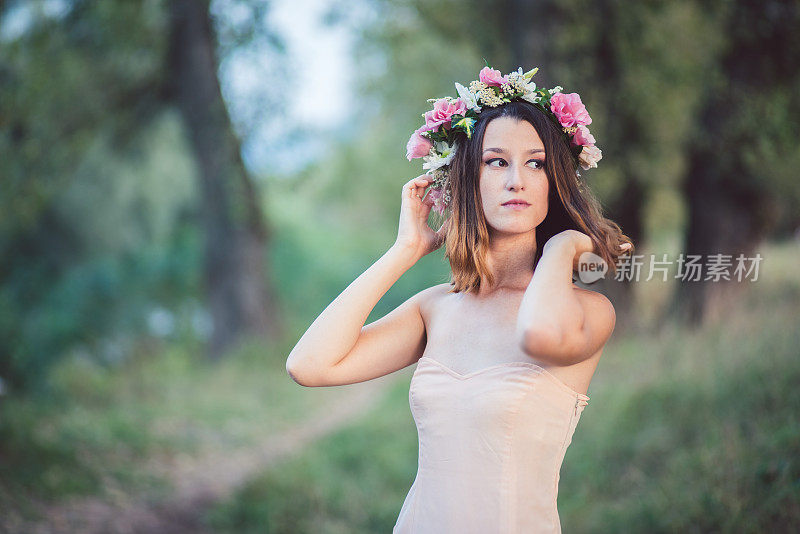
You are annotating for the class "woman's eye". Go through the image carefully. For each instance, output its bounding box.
[485,158,544,169]
[528,159,544,169]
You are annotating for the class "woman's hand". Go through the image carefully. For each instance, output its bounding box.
[543,230,597,272]
[544,230,632,272]
[392,174,449,263]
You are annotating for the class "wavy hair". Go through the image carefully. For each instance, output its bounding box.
[435,100,634,293]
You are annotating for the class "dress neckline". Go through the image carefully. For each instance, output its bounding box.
[417,356,590,400]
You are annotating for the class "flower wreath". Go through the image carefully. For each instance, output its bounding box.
[405,63,602,215]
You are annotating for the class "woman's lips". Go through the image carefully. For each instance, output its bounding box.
[502,201,530,210]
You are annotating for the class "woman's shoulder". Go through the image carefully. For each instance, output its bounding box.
[416,282,453,302]
[572,280,613,302]
[414,283,453,318]
[571,282,616,326]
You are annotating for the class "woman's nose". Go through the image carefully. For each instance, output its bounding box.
[505,164,525,190]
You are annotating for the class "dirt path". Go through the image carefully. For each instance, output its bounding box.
[19,374,396,534]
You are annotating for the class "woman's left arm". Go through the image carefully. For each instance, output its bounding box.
[515,230,616,366]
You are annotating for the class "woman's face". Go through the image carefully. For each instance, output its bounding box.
[479,116,549,236]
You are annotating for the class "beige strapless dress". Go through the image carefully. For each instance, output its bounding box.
[393,356,590,534]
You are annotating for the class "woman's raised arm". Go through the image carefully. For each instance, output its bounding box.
[286,175,447,387]
[516,230,617,366]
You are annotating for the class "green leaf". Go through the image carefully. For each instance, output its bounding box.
[452,116,476,138]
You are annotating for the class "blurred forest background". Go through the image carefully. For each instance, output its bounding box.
[1,0,798,532]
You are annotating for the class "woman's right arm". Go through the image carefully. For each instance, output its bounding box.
[286,174,448,387]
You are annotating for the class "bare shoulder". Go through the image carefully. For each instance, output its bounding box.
[416,282,453,319]
[572,282,614,304]
[572,283,616,330]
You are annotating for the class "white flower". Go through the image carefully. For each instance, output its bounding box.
[507,67,539,103]
[520,89,541,104]
[434,140,451,154]
[578,145,603,170]
[454,82,481,112]
[423,141,458,171]
[519,78,537,93]
[548,85,563,94]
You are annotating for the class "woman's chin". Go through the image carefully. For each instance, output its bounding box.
[487,222,538,237]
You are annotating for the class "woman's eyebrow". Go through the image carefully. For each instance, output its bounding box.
[483,147,545,154]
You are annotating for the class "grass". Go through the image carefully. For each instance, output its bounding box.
[0,332,363,524]
[205,377,417,534]
[205,238,800,533]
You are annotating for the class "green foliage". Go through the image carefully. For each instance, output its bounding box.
[0,334,330,521]
[206,377,418,534]
[0,116,200,387]
[0,1,190,392]
[0,0,168,237]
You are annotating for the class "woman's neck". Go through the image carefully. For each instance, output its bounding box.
[478,231,537,295]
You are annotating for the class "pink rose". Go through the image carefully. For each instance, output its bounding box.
[421,98,467,132]
[571,124,595,146]
[406,127,433,160]
[478,66,509,87]
[427,186,448,216]
[550,92,592,128]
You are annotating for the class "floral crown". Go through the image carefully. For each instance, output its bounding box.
[405,63,602,215]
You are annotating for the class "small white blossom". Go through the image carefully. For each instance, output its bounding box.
[510,67,537,91]
[519,78,537,93]
[454,82,481,112]
[507,67,539,104]
[469,80,488,93]
[478,87,504,107]
[521,92,542,104]
[423,141,458,171]
[518,79,539,103]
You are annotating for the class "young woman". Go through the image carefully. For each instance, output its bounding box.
[286,66,633,533]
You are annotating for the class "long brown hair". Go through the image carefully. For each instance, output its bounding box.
[436,100,633,293]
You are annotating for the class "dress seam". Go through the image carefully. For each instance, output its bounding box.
[552,396,579,524]
[410,381,420,532]
[408,479,418,532]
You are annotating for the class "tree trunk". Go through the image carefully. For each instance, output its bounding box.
[166,0,282,359]
[667,142,773,327]
[603,175,644,330]
[666,0,793,328]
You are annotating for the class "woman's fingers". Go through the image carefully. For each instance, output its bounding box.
[404,175,428,192]
[415,178,431,196]
[420,193,435,222]
[405,175,433,203]
[405,175,431,186]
